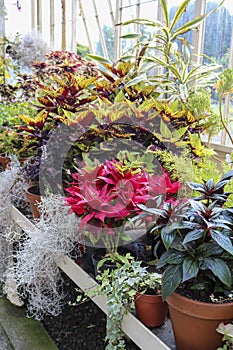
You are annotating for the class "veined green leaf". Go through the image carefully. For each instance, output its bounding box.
[197,243,223,258]
[161,228,176,250]
[157,251,171,268]
[167,251,186,265]
[183,229,203,245]
[201,257,232,287]
[160,120,173,139]
[182,256,199,282]
[161,265,182,301]
[210,229,233,255]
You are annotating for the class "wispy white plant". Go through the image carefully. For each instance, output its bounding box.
[9,30,50,71]
[0,158,28,245]
[0,159,29,304]
[0,158,28,218]
[15,195,81,320]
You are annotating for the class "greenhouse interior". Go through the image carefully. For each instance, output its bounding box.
[0,1,233,350]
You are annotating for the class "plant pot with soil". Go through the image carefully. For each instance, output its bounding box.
[166,291,233,350]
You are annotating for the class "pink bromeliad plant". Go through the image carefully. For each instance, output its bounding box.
[65,158,181,255]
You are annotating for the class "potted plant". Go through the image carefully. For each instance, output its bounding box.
[64,154,182,266]
[85,252,166,350]
[151,170,233,350]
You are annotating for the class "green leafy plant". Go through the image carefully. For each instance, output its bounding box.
[85,253,162,350]
[156,170,233,301]
[119,0,224,155]
[121,0,223,101]
[139,169,233,302]
[217,322,233,350]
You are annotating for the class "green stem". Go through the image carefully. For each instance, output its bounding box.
[115,224,125,253]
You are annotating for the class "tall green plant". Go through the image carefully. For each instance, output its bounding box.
[121,0,224,103]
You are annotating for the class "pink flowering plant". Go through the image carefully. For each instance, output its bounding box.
[65,157,182,256]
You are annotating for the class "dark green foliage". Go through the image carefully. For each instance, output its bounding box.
[155,171,233,301]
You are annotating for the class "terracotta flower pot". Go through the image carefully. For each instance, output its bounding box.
[0,155,11,170]
[135,292,167,328]
[167,292,233,350]
[25,186,42,220]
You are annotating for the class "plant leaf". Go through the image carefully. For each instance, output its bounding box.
[197,243,224,257]
[87,54,112,64]
[201,258,232,287]
[182,256,199,282]
[210,229,233,255]
[160,0,169,27]
[170,0,191,32]
[125,74,147,87]
[183,229,203,245]
[160,120,173,139]
[171,15,206,41]
[121,33,141,39]
[161,265,182,301]
[161,227,176,250]
[188,182,205,192]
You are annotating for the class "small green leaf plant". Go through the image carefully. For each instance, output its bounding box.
[84,253,162,350]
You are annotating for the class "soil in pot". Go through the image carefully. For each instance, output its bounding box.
[167,292,233,350]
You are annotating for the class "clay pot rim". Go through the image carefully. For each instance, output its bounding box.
[166,292,233,319]
[167,292,233,307]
